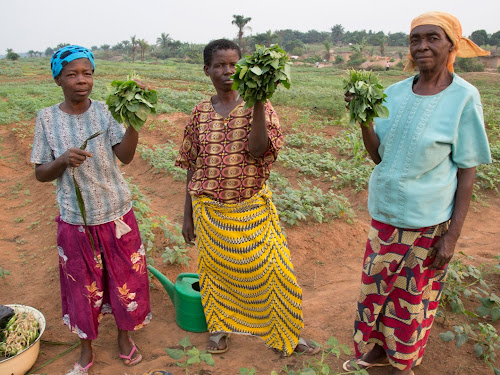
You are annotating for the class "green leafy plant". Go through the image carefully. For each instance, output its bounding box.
[232,44,291,108]
[0,267,10,279]
[137,142,187,181]
[162,245,190,266]
[278,336,368,375]
[269,174,354,226]
[438,252,487,318]
[164,335,214,375]
[476,294,500,322]
[106,72,158,131]
[127,178,189,266]
[299,337,355,375]
[439,253,500,374]
[343,69,388,127]
[440,323,500,374]
[238,368,257,375]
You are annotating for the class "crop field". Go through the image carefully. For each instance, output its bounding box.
[0,58,499,374]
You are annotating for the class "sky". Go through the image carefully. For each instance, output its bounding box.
[1,0,499,54]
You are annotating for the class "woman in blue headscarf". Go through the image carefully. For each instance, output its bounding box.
[31,45,151,374]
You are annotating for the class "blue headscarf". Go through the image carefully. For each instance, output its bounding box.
[50,45,95,78]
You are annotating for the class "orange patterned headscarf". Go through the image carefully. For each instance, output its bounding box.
[404,11,490,73]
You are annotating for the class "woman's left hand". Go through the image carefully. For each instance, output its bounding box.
[133,79,151,91]
[428,232,458,269]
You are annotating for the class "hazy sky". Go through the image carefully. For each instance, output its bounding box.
[2,0,499,53]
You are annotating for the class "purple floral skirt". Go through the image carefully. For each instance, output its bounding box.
[56,209,151,340]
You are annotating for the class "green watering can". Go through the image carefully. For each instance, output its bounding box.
[147,265,208,332]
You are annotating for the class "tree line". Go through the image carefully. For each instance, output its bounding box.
[4,15,500,62]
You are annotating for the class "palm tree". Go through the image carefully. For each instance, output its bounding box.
[45,47,54,57]
[264,30,276,46]
[378,34,388,57]
[330,24,344,45]
[156,32,171,49]
[350,36,367,59]
[130,35,137,61]
[5,48,20,61]
[232,14,252,48]
[138,39,149,61]
[323,40,332,62]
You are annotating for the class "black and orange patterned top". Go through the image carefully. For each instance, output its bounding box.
[175,99,283,203]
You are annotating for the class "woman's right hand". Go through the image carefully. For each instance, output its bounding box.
[63,148,93,168]
[344,92,354,109]
[182,214,196,245]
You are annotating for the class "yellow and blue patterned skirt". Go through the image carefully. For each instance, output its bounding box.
[192,185,303,356]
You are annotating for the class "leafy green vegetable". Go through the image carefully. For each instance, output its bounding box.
[106,72,158,131]
[343,69,389,127]
[231,44,291,108]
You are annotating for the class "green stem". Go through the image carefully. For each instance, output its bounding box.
[40,339,79,346]
[26,341,80,374]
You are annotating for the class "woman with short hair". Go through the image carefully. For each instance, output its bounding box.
[176,39,319,356]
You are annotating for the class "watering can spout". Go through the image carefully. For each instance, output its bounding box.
[147,265,175,305]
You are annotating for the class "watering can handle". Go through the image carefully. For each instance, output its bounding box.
[177,273,200,281]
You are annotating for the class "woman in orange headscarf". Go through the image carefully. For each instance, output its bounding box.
[343,12,491,374]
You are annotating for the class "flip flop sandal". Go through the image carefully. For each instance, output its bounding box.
[119,338,143,366]
[207,332,230,354]
[293,337,321,355]
[342,357,391,371]
[66,354,94,375]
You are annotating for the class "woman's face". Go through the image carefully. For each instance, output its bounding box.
[409,25,454,73]
[204,49,240,93]
[54,58,94,102]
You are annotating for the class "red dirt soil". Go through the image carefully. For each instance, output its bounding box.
[0,112,498,375]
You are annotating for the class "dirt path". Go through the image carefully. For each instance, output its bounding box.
[0,116,498,375]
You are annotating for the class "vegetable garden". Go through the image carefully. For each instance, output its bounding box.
[0,57,499,374]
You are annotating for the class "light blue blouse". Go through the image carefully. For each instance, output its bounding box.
[368,74,491,229]
[31,101,132,225]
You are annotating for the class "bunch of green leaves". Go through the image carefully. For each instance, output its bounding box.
[343,69,389,127]
[232,44,291,108]
[106,72,158,131]
[165,335,214,375]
